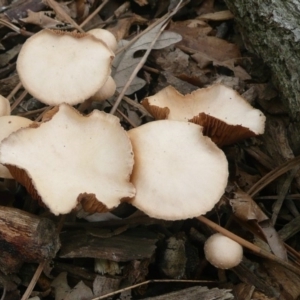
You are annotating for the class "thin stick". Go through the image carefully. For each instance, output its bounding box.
[116,108,137,128]
[19,107,48,117]
[247,155,300,197]
[271,167,299,225]
[21,261,46,300]
[110,21,169,115]
[114,0,189,55]
[197,215,300,276]
[0,286,6,300]
[6,82,22,101]
[10,90,27,111]
[79,0,109,29]
[91,279,216,300]
[35,106,53,122]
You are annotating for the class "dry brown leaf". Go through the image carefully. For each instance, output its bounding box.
[230,188,287,261]
[108,14,148,41]
[169,20,213,38]
[0,44,21,68]
[198,10,234,21]
[21,9,69,29]
[170,20,240,62]
[113,24,182,95]
[43,0,83,32]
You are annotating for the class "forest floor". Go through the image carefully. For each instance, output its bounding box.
[1,0,300,299]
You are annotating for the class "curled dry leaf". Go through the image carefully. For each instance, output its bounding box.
[142,84,266,146]
[0,104,135,215]
[20,10,70,29]
[230,188,287,261]
[113,23,182,95]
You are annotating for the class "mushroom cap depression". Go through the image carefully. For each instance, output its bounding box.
[0,104,135,215]
[142,84,266,146]
[128,120,228,220]
[0,116,33,178]
[17,29,114,106]
[204,233,243,269]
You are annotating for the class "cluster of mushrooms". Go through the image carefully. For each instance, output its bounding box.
[0,28,266,269]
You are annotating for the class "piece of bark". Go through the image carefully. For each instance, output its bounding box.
[142,286,234,300]
[278,215,300,241]
[263,260,300,299]
[233,259,281,298]
[0,206,60,274]
[59,228,157,261]
[93,275,121,297]
[223,0,300,154]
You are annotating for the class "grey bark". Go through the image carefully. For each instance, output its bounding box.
[224,0,300,153]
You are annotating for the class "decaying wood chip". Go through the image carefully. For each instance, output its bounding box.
[0,205,60,274]
[59,228,157,261]
[142,286,234,300]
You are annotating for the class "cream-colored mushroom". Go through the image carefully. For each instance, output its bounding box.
[0,116,33,178]
[90,76,116,102]
[88,28,118,52]
[0,95,10,116]
[0,104,135,215]
[142,84,266,146]
[17,29,114,106]
[128,120,228,220]
[204,233,243,269]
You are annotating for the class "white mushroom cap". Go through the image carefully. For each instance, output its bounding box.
[17,29,114,106]
[142,84,266,146]
[128,120,228,220]
[88,28,118,52]
[90,76,116,102]
[204,233,243,269]
[0,116,33,178]
[0,104,135,215]
[0,95,10,116]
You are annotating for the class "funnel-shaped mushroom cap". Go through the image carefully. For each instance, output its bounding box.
[128,120,228,220]
[0,104,135,215]
[17,29,114,106]
[0,116,33,178]
[142,84,266,146]
[0,95,10,116]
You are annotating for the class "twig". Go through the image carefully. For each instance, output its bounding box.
[91,279,216,300]
[0,286,6,300]
[247,155,300,197]
[110,21,169,115]
[6,82,22,101]
[114,0,189,55]
[197,215,300,277]
[79,0,109,29]
[271,167,299,225]
[19,107,48,117]
[21,261,47,300]
[122,95,151,117]
[35,106,53,122]
[116,108,137,128]
[10,89,27,111]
